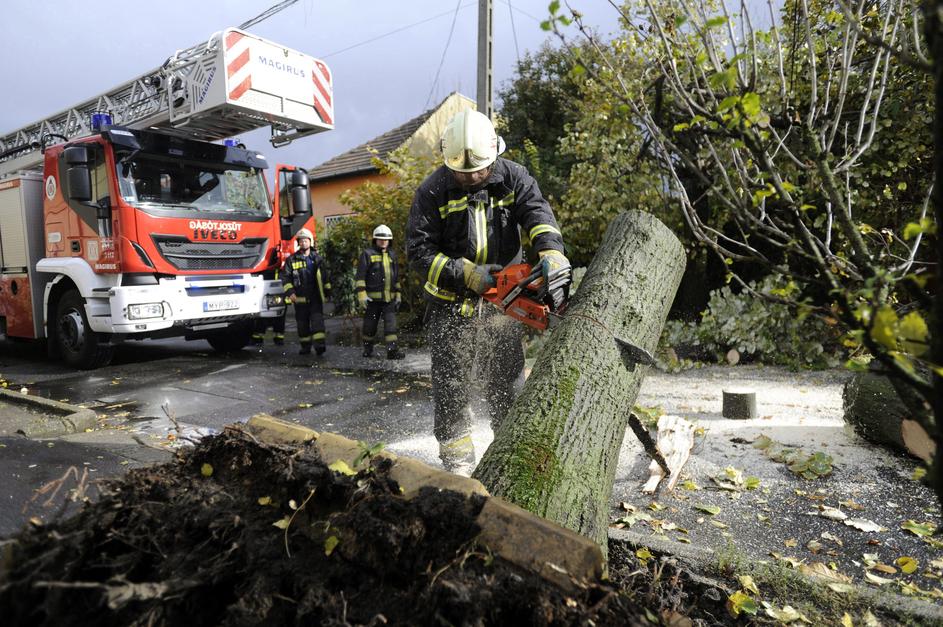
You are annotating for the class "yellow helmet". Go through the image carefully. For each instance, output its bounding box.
[295,228,313,242]
[440,109,506,173]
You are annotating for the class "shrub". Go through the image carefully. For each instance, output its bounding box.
[661,275,845,369]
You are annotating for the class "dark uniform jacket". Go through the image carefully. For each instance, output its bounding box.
[281,250,330,304]
[355,246,401,303]
[406,157,564,306]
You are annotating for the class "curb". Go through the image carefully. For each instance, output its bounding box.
[0,388,98,438]
[609,527,943,624]
[245,413,605,592]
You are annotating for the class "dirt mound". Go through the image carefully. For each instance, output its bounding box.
[0,429,648,626]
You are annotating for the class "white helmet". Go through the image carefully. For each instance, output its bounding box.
[372,224,393,240]
[440,109,506,173]
[295,228,313,242]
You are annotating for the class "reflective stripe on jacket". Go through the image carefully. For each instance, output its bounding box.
[281,250,330,303]
[355,246,400,302]
[406,157,564,305]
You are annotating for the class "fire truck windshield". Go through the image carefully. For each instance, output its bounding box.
[116,155,272,218]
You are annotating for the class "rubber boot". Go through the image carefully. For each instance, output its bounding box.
[274,334,285,346]
[387,343,405,360]
[438,434,476,477]
[362,343,374,358]
[298,343,311,355]
[315,345,326,356]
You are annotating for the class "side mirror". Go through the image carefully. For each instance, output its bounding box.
[67,166,92,202]
[289,170,309,188]
[64,145,90,165]
[290,186,310,216]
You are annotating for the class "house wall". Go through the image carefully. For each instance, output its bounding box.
[310,172,391,227]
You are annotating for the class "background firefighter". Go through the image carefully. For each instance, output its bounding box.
[281,228,331,355]
[356,225,405,360]
[406,109,571,474]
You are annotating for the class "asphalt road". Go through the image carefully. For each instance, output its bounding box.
[1,314,942,613]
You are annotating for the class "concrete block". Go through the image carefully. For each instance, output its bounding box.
[0,389,98,438]
[245,414,318,444]
[389,458,488,498]
[476,498,605,591]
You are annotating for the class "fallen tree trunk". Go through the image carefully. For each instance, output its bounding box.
[474,211,685,549]
[843,369,935,464]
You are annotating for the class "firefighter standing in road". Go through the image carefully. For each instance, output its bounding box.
[406,110,571,474]
[282,228,331,355]
[356,225,405,360]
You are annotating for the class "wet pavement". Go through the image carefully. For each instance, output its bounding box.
[1,315,942,610]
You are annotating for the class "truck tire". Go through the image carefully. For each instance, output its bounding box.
[206,321,253,353]
[55,290,115,369]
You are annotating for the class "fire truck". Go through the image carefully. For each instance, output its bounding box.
[0,28,331,368]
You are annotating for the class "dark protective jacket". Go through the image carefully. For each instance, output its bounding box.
[355,245,401,303]
[281,250,330,304]
[406,157,564,306]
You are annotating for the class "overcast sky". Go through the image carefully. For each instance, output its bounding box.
[0,1,621,179]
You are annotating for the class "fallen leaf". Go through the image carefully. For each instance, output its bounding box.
[819,506,848,521]
[807,540,823,554]
[636,547,653,566]
[784,538,799,548]
[648,501,666,511]
[829,583,857,594]
[871,563,897,575]
[257,496,272,506]
[839,499,865,511]
[901,520,937,537]
[895,556,918,574]
[840,612,854,626]
[272,516,290,530]
[328,460,356,476]
[737,574,760,595]
[726,590,758,617]
[799,562,851,583]
[200,463,213,477]
[694,503,720,516]
[864,571,894,586]
[821,531,843,546]
[680,480,701,491]
[709,520,729,529]
[324,535,339,556]
[763,604,807,623]
[845,518,884,532]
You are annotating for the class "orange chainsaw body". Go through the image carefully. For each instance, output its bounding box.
[481,263,552,331]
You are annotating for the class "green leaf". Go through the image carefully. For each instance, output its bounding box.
[200,463,214,477]
[870,306,899,350]
[718,95,740,112]
[727,590,758,616]
[328,460,357,476]
[548,0,560,15]
[695,503,721,516]
[741,92,761,117]
[737,574,760,595]
[899,311,929,356]
[706,15,729,28]
[902,520,937,537]
[324,535,340,556]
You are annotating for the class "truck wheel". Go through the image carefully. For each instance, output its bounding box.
[206,321,253,353]
[55,290,115,369]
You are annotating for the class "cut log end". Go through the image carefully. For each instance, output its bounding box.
[722,389,757,420]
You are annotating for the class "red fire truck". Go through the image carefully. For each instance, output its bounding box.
[0,28,332,368]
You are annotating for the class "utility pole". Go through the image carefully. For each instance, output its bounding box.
[477,0,493,119]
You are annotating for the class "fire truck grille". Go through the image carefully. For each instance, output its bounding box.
[152,236,267,271]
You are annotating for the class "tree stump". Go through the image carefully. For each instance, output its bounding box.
[843,370,935,463]
[722,389,757,420]
[473,211,686,550]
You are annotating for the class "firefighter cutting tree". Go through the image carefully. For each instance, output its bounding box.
[406,109,572,474]
[0,28,333,369]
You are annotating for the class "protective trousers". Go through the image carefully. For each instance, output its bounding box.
[294,302,326,350]
[253,312,286,343]
[363,300,397,350]
[426,302,524,464]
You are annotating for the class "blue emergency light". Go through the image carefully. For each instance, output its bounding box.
[224,139,239,147]
[91,113,113,131]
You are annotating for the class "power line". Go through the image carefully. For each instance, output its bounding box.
[239,0,300,30]
[424,0,465,110]
[508,0,521,64]
[322,3,475,59]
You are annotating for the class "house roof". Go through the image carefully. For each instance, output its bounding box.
[307,106,438,182]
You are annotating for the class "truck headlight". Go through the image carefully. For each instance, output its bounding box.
[128,302,165,320]
[266,294,284,307]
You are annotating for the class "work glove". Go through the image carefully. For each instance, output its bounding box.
[462,259,503,295]
[394,292,402,311]
[538,250,572,310]
[357,291,368,311]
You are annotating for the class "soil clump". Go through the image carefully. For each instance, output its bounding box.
[1,429,654,626]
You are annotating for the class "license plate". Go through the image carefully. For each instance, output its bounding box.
[203,298,239,312]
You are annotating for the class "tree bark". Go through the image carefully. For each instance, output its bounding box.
[843,371,936,464]
[473,211,685,549]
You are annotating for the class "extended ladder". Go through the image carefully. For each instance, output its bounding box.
[0,27,334,176]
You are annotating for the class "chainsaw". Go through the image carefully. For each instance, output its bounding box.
[481,263,657,369]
